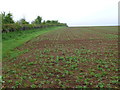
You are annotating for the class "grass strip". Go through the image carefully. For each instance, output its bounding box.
[2,26,66,58]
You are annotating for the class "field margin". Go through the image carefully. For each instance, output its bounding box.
[3,26,66,59]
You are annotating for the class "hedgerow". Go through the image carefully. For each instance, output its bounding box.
[2,23,67,33]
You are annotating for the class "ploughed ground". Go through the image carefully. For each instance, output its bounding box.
[3,27,119,88]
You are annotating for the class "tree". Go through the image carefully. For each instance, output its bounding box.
[46,20,51,23]
[17,18,29,24]
[45,20,59,24]
[32,16,42,24]
[2,12,14,24]
[51,20,59,24]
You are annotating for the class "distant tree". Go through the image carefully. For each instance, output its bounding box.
[46,20,51,23]
[46,20,59,24]
[32,16,42,24]
[17,18,29,24]
[51,20,59,24]
[2,12,14,24]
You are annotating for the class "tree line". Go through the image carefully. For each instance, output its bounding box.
[1,12,67,32]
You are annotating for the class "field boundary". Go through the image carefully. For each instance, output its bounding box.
[3,26,66,58]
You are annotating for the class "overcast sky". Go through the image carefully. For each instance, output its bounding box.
[0,0,119,26]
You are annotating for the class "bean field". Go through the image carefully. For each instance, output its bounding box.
[2,26,119,88]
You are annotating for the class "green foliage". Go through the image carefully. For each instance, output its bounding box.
[2,12,14,24]
[1,12,68,33]
[2,23,67,32]
[45,20,59,24]
[32,16,42,24]
[42,20,46,24]
[1,12,67,32]
[17,18,29,24]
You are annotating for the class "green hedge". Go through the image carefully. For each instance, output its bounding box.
[2,23,67,32]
